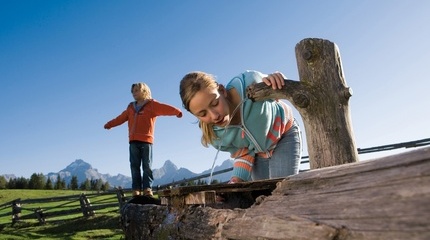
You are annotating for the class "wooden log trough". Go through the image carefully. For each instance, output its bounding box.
[120,38,430,239]
[121,147,430,239]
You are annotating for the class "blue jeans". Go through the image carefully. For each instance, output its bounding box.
[129,141,153,191]
[251,120,302,180]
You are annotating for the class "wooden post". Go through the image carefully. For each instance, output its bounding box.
[79,193,88,217]
[116,187,127,209]
[79,193,95,217]
[34,207,46,224]
[11,199,21,226]
[246,38,358,169]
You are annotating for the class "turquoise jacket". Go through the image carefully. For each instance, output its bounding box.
[211,70,293,181]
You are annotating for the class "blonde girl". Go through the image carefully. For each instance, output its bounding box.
[180,70,302,183]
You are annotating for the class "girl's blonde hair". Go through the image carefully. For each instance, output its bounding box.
[131,82,152,100]
[179,71,218,147]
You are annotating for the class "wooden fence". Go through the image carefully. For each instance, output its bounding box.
[0,189,131,225]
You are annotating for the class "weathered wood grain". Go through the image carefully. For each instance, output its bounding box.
[121,147,430,239]
[222,147,430,240]
[247,38,359,169]
[159,178,281,209]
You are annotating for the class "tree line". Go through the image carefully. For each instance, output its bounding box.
[0,173,110,191]
[178,179,219,187]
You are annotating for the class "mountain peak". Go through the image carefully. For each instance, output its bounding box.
[162,160,178,171]
[65,159,92,172]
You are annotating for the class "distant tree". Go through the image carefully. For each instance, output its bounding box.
[90,178,96,191]
[45,178,53,190]
[179,179,187,187]
[210,179,219,185]
[97,179,104,191]
[101,181,110,191]
[80,179,91,191]
[60,179,66,190]
[28,173,45,189]
[70,176,79,190]
[91,178,103,191]
[186,180,196,186]
[7,178,16,189]
[0,176,7,189]
[39,173,47,188]
[197,179,207,185]
[55,174,62,190]
[54,175,66,190]
[84,179,91,190]
[15,177,29,189]
[28,174,37,189]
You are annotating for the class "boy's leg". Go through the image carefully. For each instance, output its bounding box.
[129,142,142,195]
[141,143,154,196]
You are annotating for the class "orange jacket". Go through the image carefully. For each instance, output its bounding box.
[104,99,182,143]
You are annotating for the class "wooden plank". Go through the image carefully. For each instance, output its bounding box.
[222,147,430,239]
[160,191,217,206]
[185,191,216,205]
[158,178,283,208]
[223,215,341,240]
[159,177,283,197]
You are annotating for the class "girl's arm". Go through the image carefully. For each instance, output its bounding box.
[230,147,255,182]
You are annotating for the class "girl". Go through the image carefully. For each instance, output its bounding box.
[179,70,301,183]
[105,83,182,196]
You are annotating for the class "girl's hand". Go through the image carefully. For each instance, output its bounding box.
[228,176,244,184]
[263,72,286,90]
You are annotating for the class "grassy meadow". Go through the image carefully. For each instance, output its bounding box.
[0,189,124,240]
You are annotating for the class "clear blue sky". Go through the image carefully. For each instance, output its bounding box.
[1,1,429,178]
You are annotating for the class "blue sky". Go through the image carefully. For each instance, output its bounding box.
[1,0,429,178]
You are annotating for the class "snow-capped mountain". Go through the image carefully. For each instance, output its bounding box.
[44,158,233,189]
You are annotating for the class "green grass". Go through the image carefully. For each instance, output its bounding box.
[0,189,125,239]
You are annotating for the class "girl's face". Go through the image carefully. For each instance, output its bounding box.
[188,86,231,126]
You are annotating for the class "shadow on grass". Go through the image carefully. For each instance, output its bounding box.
[1,214,124,240]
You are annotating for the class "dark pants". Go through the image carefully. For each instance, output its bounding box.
[129,141,153,191]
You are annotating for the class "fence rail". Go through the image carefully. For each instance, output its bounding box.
[157,138,430,189]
